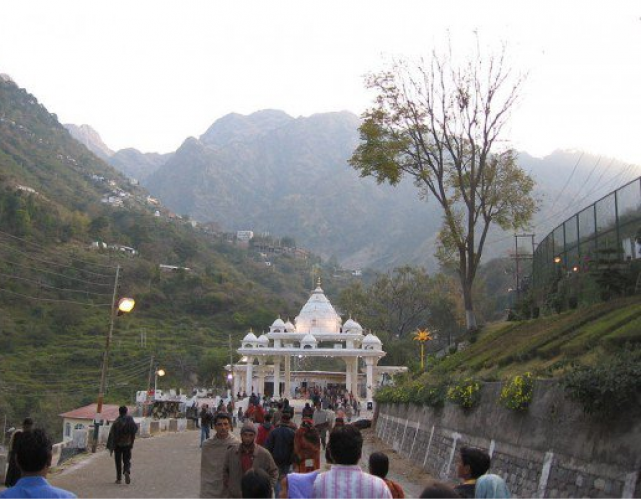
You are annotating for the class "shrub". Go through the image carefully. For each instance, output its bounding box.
[447,378,481,409]
[500,372,534,411]
[562,348,641,417]
[373,381,447,408]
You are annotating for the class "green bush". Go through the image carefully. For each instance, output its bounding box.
[447,378,481,409]
[373,381,447,408]
[500,372,534,411]
[562,348,641,417]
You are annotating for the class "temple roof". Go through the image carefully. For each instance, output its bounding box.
[294,285,342,334]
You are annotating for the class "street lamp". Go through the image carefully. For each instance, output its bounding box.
[155,368,166,397]
[92,265,135,453]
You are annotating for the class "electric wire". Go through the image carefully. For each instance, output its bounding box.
[0,240,115,279]
[483,166,640,251]
[0,228,118,270]
[0,271,114,297]
[0,286,112,307]
[547,152,584,214]
[0,257,114,288]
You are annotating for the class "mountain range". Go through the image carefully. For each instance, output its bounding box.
[66,111,640,271]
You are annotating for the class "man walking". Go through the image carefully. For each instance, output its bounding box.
[312,403,329,450]
[200,404,213,447]
[200,413,239,498]
[264,412,296,496]
[106,406,138,485]
[314,425,392,498]
[223,421,278,498]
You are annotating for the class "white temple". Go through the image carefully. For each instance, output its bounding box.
[230,282,407,403]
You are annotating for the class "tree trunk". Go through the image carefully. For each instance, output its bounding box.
[462,280,478,331]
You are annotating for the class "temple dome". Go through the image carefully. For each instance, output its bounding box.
[270,317,286,332]
[243,331,258,342]
[294,285,342,334]
[362,333,382,350]
[301,333,318,348]
[257,334,269,346]
[284,320,296,332]
[343,318,363,333]
[242,331,258,348]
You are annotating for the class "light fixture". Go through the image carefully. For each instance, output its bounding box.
[117,297,135,315]
[554,256,562,264]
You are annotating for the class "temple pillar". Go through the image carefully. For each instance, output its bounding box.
[353,357,360,397]
[233,367,240,396]
[345,358,352,394]
[257,357,266,397]
[365,357,377,402]
[273,358,281,398]
[284,355,291,397]
[246,357,254,395]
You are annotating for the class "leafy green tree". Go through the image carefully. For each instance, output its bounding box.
[339,266,447,339]
[350,45,536,330]
[199,348,231,388]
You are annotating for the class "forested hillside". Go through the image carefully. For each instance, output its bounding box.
[0,79,334,440]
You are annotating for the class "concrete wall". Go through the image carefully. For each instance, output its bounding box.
[376,380,641,498]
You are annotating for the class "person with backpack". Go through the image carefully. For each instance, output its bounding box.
[106,406,138,485]
[264,413,296,497]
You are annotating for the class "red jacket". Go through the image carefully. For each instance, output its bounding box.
[256,422,273,446]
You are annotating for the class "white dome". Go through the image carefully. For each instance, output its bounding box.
[294,285,342,334]
[243,332,258,343]
[271,318,286,329]
[343,318,363,332]
[257,334,269,346]
[301,333,318,348]
[284,320,296,332]
[362,333,382,349]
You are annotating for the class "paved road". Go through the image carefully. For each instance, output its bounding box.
[46,427,432,498]
[50,430,202,498]
[44,398,434,499]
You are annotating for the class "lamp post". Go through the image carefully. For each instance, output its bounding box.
[92,265,135,453]
[155,368,166,397]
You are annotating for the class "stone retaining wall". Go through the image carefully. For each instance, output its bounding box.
[376,380,641,498]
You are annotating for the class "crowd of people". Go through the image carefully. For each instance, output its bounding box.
[2,394,510,499]
[199,393,511,499]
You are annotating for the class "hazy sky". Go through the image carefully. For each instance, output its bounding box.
[1,1,640,165]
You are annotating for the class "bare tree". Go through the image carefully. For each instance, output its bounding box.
[350,44,536,330]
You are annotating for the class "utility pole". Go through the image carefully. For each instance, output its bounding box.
[229,334,234,398]
[92,264,120,453]
[147,355,155,399]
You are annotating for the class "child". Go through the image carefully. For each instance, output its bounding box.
[454,446,491,498]
[368,452,405,498]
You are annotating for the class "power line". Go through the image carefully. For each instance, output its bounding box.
[0,229,118,270]
[547,152,584,214]
[0,286,111,307]
[0,240,115,279]
[0,271,113,297]
[0,258,114,287]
